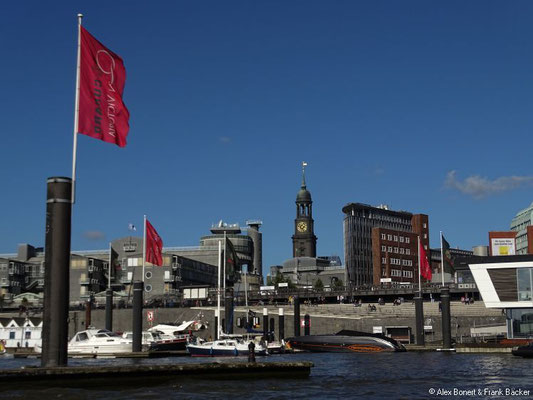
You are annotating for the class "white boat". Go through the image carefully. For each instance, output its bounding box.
[68,329,131,355]
[186,238,265,357]
[122,330,188,351]
[187,337,267,357]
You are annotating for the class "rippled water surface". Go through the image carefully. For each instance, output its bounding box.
[2,352,532,399]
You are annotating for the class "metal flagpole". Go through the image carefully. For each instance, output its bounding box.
[71,13,83,204]
[418,235,422,296]
[142,215,147,283]
[217,240,222,337]
[440,231,445,287]
[108,242,111,290]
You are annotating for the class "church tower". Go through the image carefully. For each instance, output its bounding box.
[292,162,317,257]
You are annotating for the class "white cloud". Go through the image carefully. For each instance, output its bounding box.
[83,231,106,241]
[445,170,533,199]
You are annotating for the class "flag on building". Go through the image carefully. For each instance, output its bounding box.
[419,241,432,280]
[146,220,163,266]
[442,235,453,274]
[78,26,130,147]
[110,246,121,271]
[225,238,238,280]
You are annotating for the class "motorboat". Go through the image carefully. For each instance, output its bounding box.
[186,337,267,357]
[68,329,132,355]
[512,342,533,358]
[285,330,406,353]
[122,330,189,351]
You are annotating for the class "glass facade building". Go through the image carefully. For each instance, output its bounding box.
[343,203,414,287]
[510,202,533,254]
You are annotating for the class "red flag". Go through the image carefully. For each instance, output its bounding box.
[146,220,163,266]
[419,241,432,280]
[78,26,130,147]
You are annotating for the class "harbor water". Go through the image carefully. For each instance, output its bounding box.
[1,352,532,399]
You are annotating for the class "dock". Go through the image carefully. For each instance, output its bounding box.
[0,361,313,389]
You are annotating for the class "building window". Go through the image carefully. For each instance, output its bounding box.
[507,308,533,338]
[399,236,404,243]
[387,234,392,241]
[381,233,386,240]
[405,238,410,244]
[381,245,386,252]
[517,268,532,301]
[394,247,399,253]
[424,234,428,239]
[9,332,15,339]
[406,249,411,255]
[382,257,386,264]
[423,223,427,228]
[400,248,405,254]
[393,235,398,242]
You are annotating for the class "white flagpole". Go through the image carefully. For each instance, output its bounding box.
[217,240,222,337]
[142,215,147,283]
[108,242,111,290]
[440,231,445,287]
[223,231,227,293]
[71,13,83,204]
[418,235,422,295]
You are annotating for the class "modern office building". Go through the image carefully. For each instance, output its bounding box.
[0,219,264,305]
[342,203,429,287]
[469,254,533,338]
[430,246,473,284]
[510,202,533,254]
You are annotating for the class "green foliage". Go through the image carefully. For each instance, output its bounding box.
[333,278,343,288]
[267,273,296,289]
[314,278,324,290]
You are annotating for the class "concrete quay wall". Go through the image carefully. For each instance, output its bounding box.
[73,304,506,343]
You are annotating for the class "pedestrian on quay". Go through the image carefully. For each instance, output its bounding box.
[248,340,256,363]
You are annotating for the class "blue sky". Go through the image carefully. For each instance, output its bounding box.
[2,1,533,276]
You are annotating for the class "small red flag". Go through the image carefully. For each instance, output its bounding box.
[146,220,163,266]
[419,241,432,281]
[78,26,130,147]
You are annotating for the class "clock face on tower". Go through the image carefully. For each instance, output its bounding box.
[297,221,308,232]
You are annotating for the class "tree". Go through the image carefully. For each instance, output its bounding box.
[333,278,343,288]
[314,279,324,291]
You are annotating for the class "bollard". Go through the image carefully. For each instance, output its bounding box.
[132,281,143,352]
[105,288,113,331]
[441,287,452,349]
[85,300,92,329]
[304,314,310,336]
[225,288,234,334]
[414,296,425,346]
[214,309,219,340]
[41,177,72,368]
[263,308,268,341]
[279,308,285,341]
[294,296,301,337]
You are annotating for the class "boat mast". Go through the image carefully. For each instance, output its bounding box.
[217,240,222,338]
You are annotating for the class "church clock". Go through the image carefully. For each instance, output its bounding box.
[292,162,317,258]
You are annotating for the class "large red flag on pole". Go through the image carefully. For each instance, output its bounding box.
[78,26,130,146]
[145,219,163,267]
[419,240,432,281]
[71,15,129,203]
